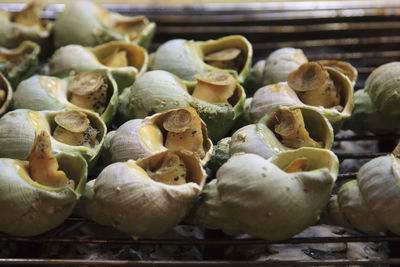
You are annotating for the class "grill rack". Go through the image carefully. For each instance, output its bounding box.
[1,1,400,265]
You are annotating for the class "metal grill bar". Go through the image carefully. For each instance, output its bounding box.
[335,134,400,141]
[1,235,398,245]
[1,258,400,266]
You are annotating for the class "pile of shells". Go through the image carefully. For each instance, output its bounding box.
[0,3,399,259]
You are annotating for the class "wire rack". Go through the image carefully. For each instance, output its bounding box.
[1,1,400,265]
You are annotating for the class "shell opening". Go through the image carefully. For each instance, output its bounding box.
[68,71,109,114]
[53,110,98,148]
[140,152,187,185]
[113,16,148,41]
[204,47,244,72]
[283,157,308,173]
[101,48,128,68]
[273,109,323,149]
[0,45,33,68]
[162,108,206,159]
[319,60,357,84]
[288,62,342,109]
[139,124,165,152]
[192,72,237,104]
[0,88,5,105]
[27,131,75,189]
[10,2,42,27]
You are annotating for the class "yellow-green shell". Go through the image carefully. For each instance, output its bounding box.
[0,109,106,167]
[119,70,246,142]
[48,42,148,91]
[0,152,87,236]
[76,150,207,237]
[54,1,156,49]
[0,40,40,88]
[192,148,338,240]
[14,70,119,125]
[150,35,253,86]
[0,4,52,48]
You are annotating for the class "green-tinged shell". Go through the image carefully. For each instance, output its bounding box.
[0,2,52,48]
[342,89,398,134]
[48,42,148,90]
[119,70,192,121]
[263,47,308,85]
[249,82,303,122]
[104,107,213,165]
[258,105,334,150]
[191,148,338,240]
[328,180,385,234]
[322,195,353,229]
[14,70,118,125]
[243,59,266,96]
[207,137,231,172]
[230,123,287,159]
[0,40,40,88]
[240,47,309,95]
[0,73,12,116]
[0,152,87,236]
[189,81,246,141]
[0,109,106,166]
[150,35,253,85]
[357,154,400,235]
[54,1,156,49]
[120,70,246,141]
[76,150,206,237]
[364,62,400,116]
[323,152,400,235]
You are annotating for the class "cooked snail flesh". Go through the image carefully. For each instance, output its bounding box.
[68,71,108,114]
[53,110,98,147]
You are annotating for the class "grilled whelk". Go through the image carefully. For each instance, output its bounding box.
[150,35,252,85]
[324,143,400,235]
[191,148,338,240]
[229,106,333,161]
[0,109,106,167]
[14,70,118,124]
[48,41,148,91]
[0,1,52,48]
[0,41,40,88]
[0,131,87,236]
[54,1,156,49]
[288,62,341,110]
[287,62,354,129]
[104,107,212,165]
[76,150,207,237]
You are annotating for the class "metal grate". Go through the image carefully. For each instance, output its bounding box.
[1,1,400,265]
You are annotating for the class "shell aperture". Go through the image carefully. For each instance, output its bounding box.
[27,131,74,189]
[274,109,322,149]
[288,62,341,109]
[53,110,98,148]
[68,71,109,114]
